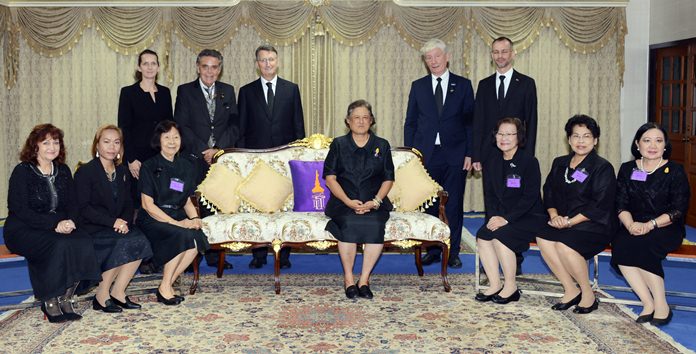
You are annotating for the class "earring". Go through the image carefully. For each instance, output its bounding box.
[96,151,99,158]
[116,153,121,159]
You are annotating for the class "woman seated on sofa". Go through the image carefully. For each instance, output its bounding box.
[475,117,546,304]
[324,99,394,300]
[74,125,153,313]
[536,114,616,314]
[611,122,689,326]
[138,120,209,305]
[5,124,101,323]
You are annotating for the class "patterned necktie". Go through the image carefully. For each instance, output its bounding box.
[435,77,443,116]
[204,86,216,148]
[498,75,506,102]
[266,82,275,113]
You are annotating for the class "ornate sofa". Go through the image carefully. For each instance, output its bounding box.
[196,134,451,294]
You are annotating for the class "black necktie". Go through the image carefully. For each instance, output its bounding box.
[498,75,506,102]
[266,82,274,112]
[435,77,443,116]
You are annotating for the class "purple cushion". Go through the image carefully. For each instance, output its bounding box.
[289,160,331,212]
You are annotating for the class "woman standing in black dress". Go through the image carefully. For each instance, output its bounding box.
[138,120,209,305]
[475,118,546,304]
[537,115,616,314]
[611,123,689,326]
[74,125,153,313]
[5,124,101,323]
[324,100,394,300]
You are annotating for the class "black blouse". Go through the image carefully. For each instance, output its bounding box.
[323,133,395,212]
[6,162,77,231]
[139,154,197,210]
[616,160,690,223]
[543,150,617,234]
[118,83,173,164]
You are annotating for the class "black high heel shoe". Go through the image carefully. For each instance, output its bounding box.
[551,293,582,311]
[491,289,521,304]
[573,299,599,314]
[636,312,654,323]
[59,296,83,321]
[156,289,181,306]
[650,309,673,326]
[41,298,66,323]
[110,295,141,310]
[92,298,123,313]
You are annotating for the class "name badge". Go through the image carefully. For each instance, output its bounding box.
[630,169,647,182]
[571,169,588,183]
[506,174,521,188]
[169,178,184,192]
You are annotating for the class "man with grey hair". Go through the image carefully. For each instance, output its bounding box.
[404,38,475,269]
[174,48,238,269]
[237,44,305,269]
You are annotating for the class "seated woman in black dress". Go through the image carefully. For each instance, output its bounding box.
[5,124,101,323]
[537,114,616,314]
[324,99,394,300]
[475,118,546,304]
[138,120,209,305]
[611,123,689,326]
[74,125,153,313]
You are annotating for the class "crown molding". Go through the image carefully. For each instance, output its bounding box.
[0,0,628,7]
[393,0,628,7]
[0,0,240,7]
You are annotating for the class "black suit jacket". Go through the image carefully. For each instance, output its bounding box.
[237,77,305,148]
[174,79,239,158]
[74,158,135,235]
[472,70,537,163]
[404,72,475,166]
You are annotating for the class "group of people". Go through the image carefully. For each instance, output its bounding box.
[3,36,689,328]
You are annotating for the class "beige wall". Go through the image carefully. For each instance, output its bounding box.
[649,0,696,45]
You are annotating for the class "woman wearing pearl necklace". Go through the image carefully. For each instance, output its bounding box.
[610,122,690,326]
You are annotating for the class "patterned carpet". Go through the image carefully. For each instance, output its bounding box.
[0,273,687,353]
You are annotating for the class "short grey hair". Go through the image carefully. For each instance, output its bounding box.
[421,39,448,56]
[196,49,223,67]
[255,44,278,60]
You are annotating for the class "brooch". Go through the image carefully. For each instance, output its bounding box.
[665,167,669,173]
[449,83,456,94]
[374,147,381,157]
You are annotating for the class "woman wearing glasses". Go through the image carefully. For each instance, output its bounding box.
[474,117,546,304]
[536,115,616,314]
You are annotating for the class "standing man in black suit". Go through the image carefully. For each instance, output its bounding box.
[404,38,475,269]
[174,48,238,269]
[238,44,305,269]
[471,37,538,273]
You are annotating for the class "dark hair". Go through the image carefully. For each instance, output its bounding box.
[134,49,159,82]
[630,122,672,159]
[91,124,124,166]
[150,120,181,152]
[493,117,526,148]
[255,44,278,60]
[20,123,67,165]
[196,49,224,67]
[492,36,514,49]
[344,99,376,129]
[564,114,600,138]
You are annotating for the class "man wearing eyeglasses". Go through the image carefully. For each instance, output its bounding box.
[471,37,538,274]
[237,44,305,269]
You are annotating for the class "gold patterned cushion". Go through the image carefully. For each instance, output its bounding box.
[196,163,243,214]
[389,157,441,212]
[237,160,293,213]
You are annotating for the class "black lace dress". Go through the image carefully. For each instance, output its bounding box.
[610,160,690,278]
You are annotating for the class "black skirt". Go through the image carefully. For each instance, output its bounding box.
[325,210,389,244]
[610,224,683,278]
[537,224,610,260]
[90,227,153,272]
[476,223,535,254]
[138,209,210,266]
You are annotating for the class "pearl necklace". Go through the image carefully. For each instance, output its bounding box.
[563,167,576,184]
[639,157,663,175]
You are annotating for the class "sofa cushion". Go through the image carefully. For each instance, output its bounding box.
[388,157,442,212]
[288,160,331,212]
[197,163,243,214]
[203,213,280,245]
[238,160,293,213]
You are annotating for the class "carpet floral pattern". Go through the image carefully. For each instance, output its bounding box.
[0,274,686,353]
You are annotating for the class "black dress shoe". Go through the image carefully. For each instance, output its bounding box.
[208,260,233,270]
[92,298,123,313]
[174,295,185,302]
[110,296,141,310]
[156,290,181,306]
[573,299,599,314]
[448,256,462,269]
[344,285,358,299]
[492,289,521,304]
[551,293,582,311]
[636,312,654,323]
[279,259,292,269]
[474,288,501,302]
[249,257,265,269]
[421,254,441,265]
[357,285,374,299]
[650,310,673,326]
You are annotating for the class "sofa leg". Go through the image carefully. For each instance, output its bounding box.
[216,249,225,278]
[414,246,424,276]
[440,243,451,292]
[190,254,200,295]
[274,247,281,294]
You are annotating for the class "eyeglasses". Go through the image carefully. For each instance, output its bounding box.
[570,134,593,141]
[256,57,277,64]
[496,132,517,138]
[491,50,511,55]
